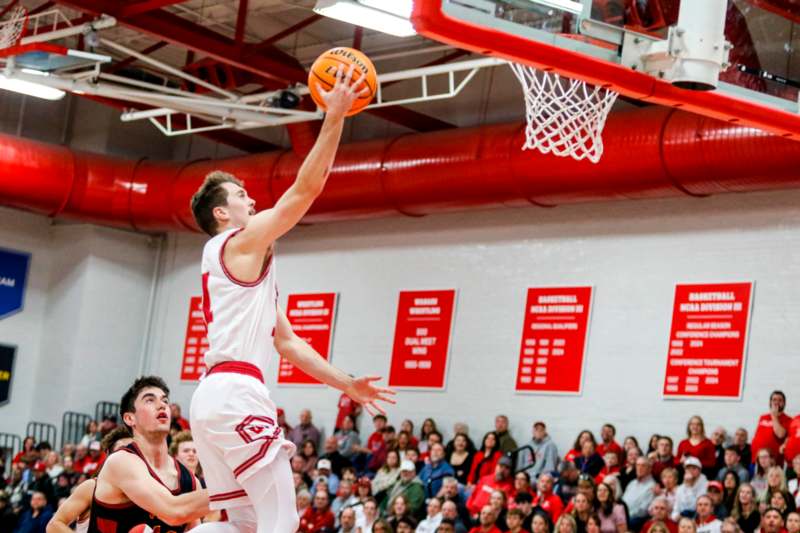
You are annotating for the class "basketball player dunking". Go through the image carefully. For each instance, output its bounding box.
[85,376,209,533]
[188,65,396,533]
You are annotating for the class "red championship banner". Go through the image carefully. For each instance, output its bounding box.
[663,282,753,399]
[277,293,338,385]
[515,287,593,394]
[388,290,456,389]
[181,296,209,381]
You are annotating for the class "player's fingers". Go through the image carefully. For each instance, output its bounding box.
[376,386,396,395]
[358,86,371,97]
[334,64,344,85]
[377,394,397,405]
[363,375,383,382]
[368,401,387,416]
[344,63,355,85]
[363,402,377,417]
[350,75,367,93]
[316,82,329,98]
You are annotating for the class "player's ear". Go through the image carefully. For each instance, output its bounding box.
[212,205,229,223]
[122,411,136,430]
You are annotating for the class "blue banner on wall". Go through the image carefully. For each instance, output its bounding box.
[0,248,30,320]
[0,344,13,405]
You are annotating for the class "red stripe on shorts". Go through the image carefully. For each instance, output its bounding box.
[233,427,282,478]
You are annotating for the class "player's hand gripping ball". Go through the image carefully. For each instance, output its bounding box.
[308,47,377,116]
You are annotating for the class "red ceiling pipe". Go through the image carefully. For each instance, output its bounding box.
[2,106,800,234]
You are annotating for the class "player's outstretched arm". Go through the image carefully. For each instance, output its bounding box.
[101,452,210,526]
[46,479,95,533]
[274,305,396,415]
[231,66,369,254]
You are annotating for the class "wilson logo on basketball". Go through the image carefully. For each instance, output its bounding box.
[329,48,368,73]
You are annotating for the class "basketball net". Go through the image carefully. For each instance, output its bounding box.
[0,5,27,51]
[509,62,618,164]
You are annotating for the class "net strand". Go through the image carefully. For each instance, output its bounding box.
[510,62,618,164]
[0,6,27,50]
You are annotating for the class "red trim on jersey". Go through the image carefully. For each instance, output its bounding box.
[201,271,213,324]
[93,498,136,509]
[206,361,264,384]
[209,489,248,502]
[219,229,272,287]
[233,427,282,479]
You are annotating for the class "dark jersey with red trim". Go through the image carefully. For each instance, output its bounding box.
[87,443,196,533]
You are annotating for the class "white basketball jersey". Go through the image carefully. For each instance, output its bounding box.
[201,228,278,378]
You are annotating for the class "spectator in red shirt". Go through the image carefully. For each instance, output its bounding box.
[169,403,190,431]
[400,419,420,448]
[11,436,36,465]
[510,471,537,506]
[752,391,791,466]
[470,505,503,533]
[335,392,362,431]
[761,507,786,533]
[783,411,800,464]
[597,425,624,465]
[643,496,679,533]
[651,436,680,482]
[80,441,106,476]
[468,432,502,488]
[566,432,597,465]
[299,489,336,533]
[534,473,565,522]
[678,416,717,475]
[71,444,89,474]
[467,456,515,518]
[596,451,620,485]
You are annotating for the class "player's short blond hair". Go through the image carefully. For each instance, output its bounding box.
[169,430,194,456]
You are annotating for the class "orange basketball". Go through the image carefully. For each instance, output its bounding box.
[308,47,377,117]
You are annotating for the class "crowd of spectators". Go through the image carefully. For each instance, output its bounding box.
[2,390,800,533]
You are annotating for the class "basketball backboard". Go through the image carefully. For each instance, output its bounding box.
[412,0,800,140]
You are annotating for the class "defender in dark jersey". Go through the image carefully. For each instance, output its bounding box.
[88,376,209,533]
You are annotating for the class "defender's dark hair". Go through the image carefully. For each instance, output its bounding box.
[190,171,243,236]
[120,376,170,430]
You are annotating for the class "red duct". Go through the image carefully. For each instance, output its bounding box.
[1,106,799,234]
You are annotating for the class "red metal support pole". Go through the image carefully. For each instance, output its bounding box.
[119,0,190,18]
[234,0,248,45]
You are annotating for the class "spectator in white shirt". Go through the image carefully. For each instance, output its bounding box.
[673,457,709,520]
[417,498,444,533]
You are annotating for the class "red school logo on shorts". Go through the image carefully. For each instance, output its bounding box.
[235,415,280,443]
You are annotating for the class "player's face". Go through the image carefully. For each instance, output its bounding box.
[218,182,256,229]
[131,387,171,435]
[177,441,199,470]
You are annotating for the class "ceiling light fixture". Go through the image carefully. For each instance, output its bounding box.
[0,70,65,101]
[313,0,417,38]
